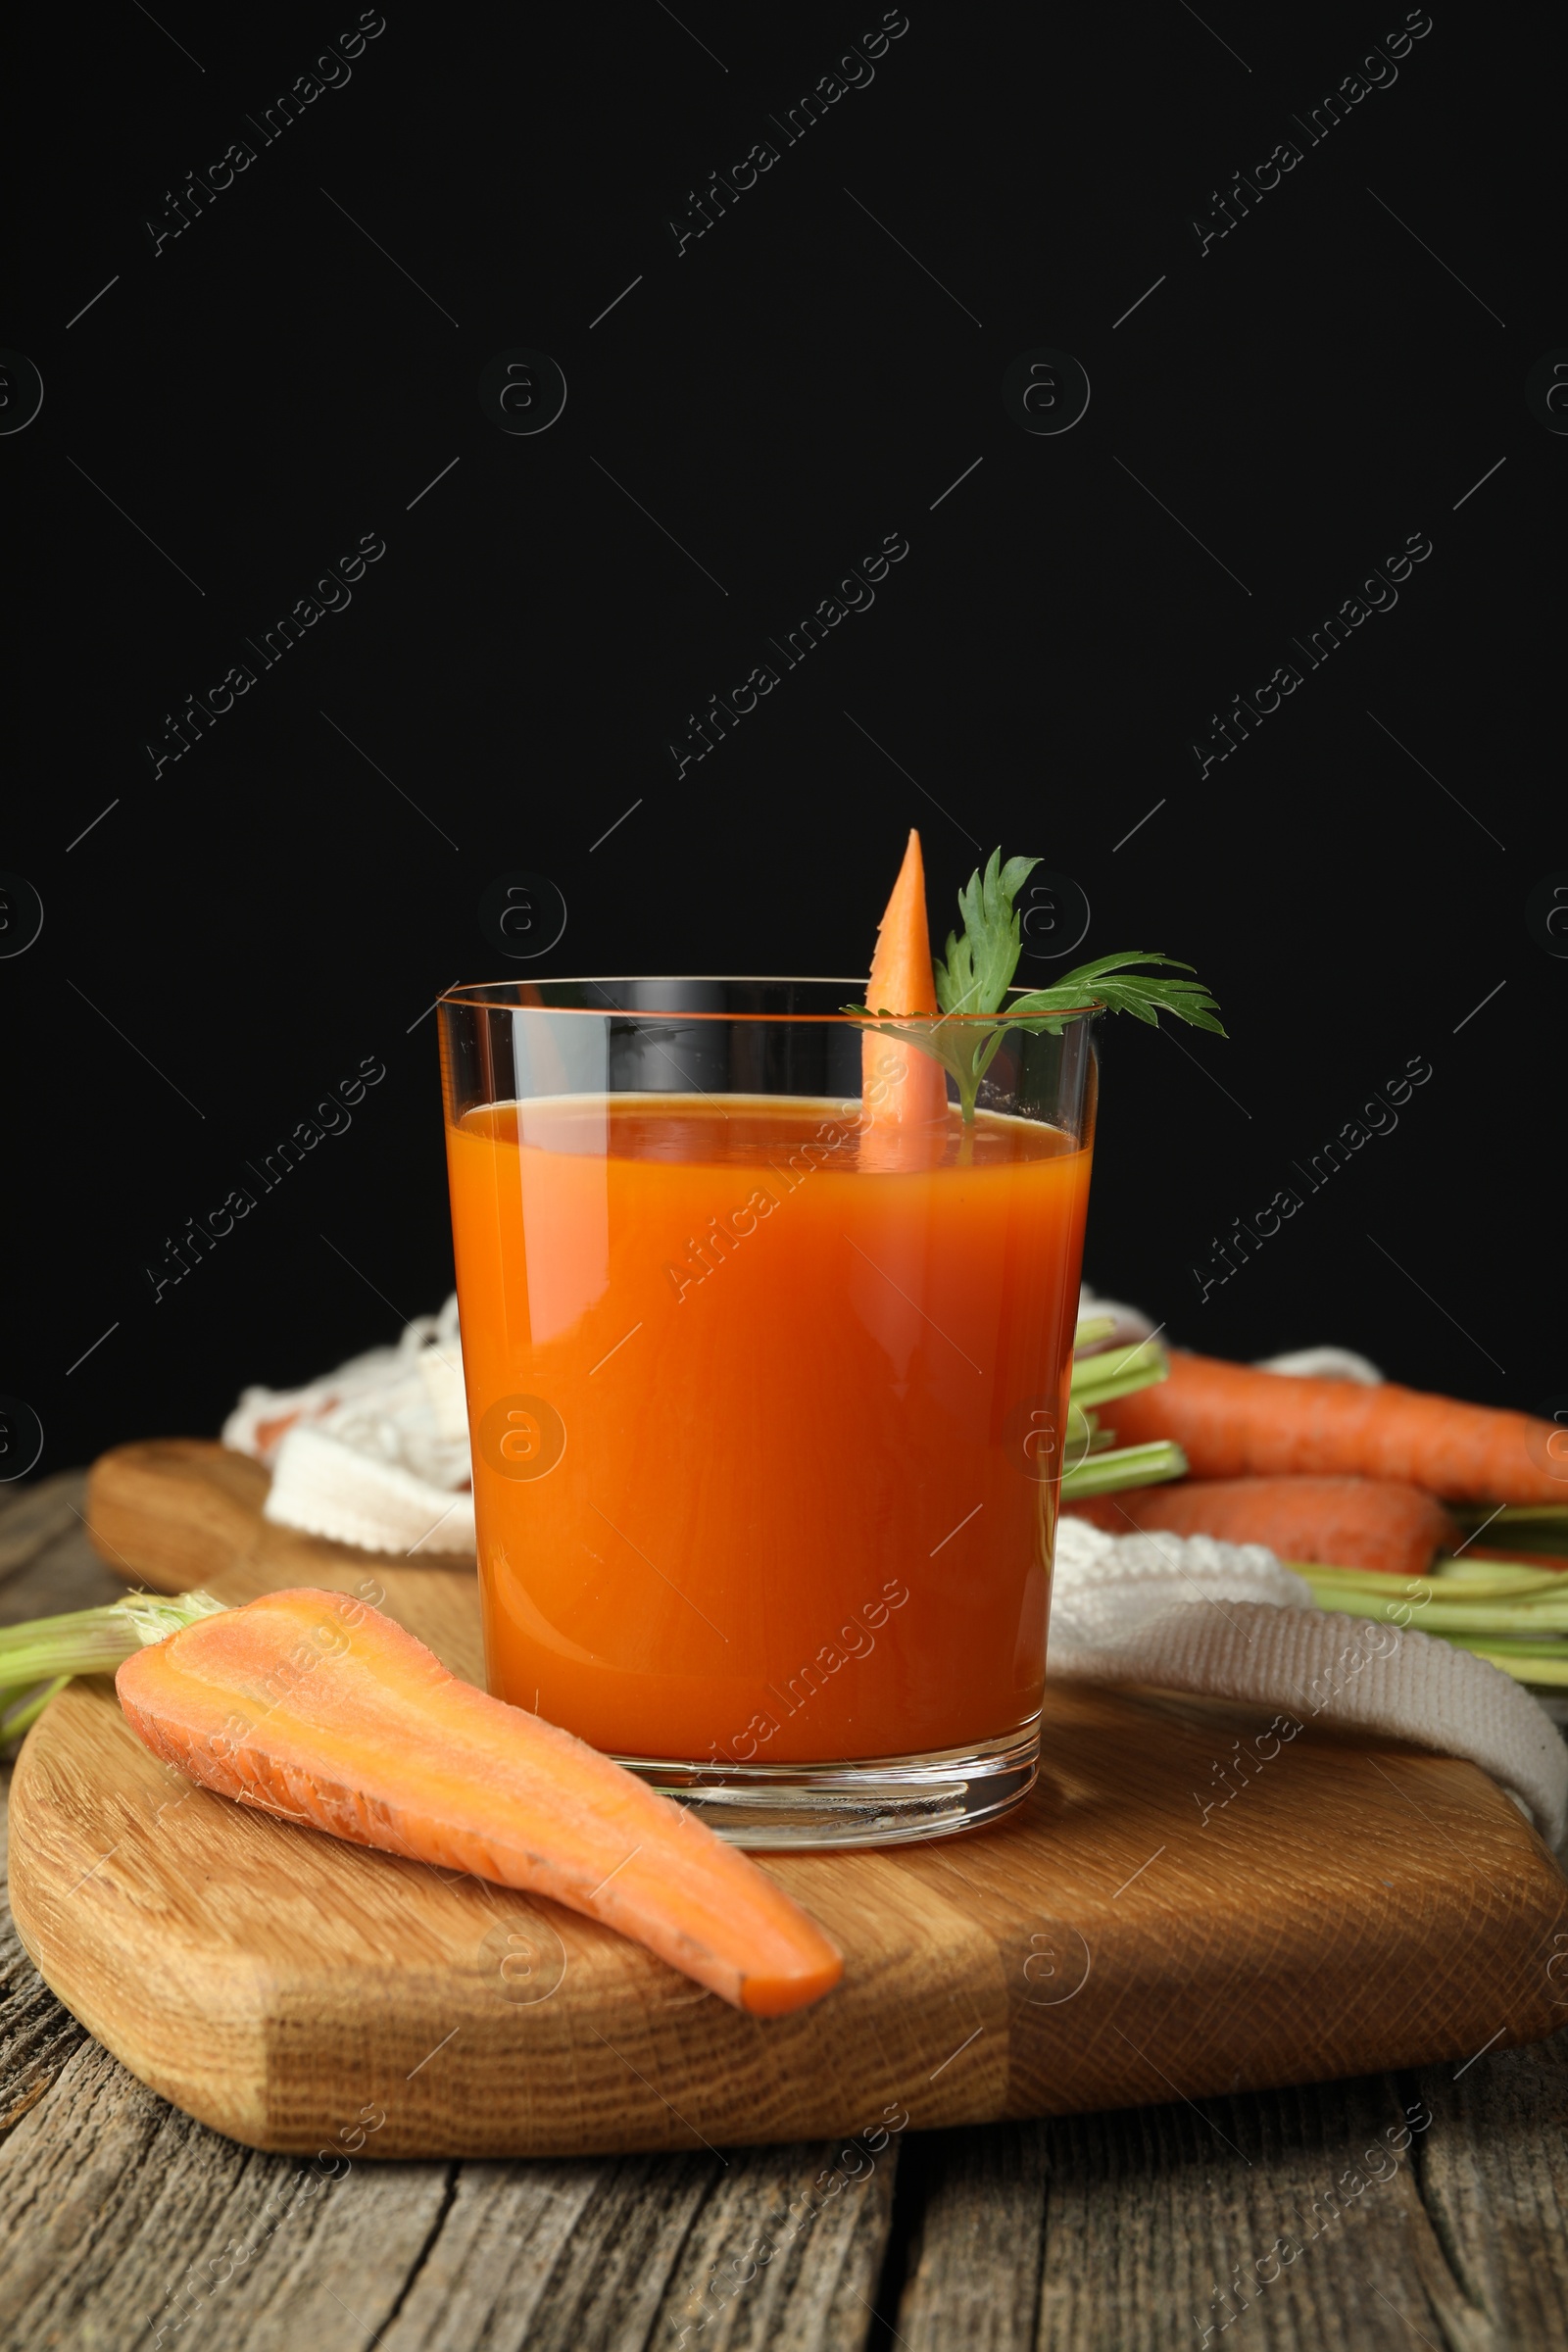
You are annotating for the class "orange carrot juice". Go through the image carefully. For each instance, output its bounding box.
[446,1093,1090,1766]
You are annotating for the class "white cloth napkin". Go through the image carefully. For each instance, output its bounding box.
[221,1298,475,1555]
[1049,1517,1567,1844]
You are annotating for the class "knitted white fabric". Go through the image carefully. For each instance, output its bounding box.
[1050,1517,1568,1844]
[263,1423,476,1556]
[1253,1344,1384,1384]
[222,1297,474,1556]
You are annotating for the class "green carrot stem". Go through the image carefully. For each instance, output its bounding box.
[1301,1564,1565,1600]
[0,1591,227,1720]
[1059,1440,1188,1501]
[1072,1315,1117,1350]
[1435,1561,1568,1591]
[1433,1633,1568,1656]
[1299,1557,1567,1595]
[1436,1642,1568,1687]
[1293,1573,1568,1634]
[1070,1339,1169,1409]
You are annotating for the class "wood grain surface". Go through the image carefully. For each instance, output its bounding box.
[5,1445,1566,2165]
[4,1473,1567,2351]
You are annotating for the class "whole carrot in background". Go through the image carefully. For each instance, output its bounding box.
[1101,1351,1568,1506]
[860,827,950,1161]
[118,1589,844,2017]
[1064,1474,1460,1576]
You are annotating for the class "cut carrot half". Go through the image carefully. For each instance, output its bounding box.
[117,1589,844,2017]
[860,828,950,1161]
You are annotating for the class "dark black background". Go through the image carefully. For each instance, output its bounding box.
[3,0,1562,1479]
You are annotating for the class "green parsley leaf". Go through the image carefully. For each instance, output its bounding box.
[933,849,1042,1015]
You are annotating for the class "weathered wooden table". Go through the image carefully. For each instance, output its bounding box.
[3,1476,1566,2351]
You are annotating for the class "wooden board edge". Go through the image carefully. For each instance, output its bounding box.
[83,1440,479,1597]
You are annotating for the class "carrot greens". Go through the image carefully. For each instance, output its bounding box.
[0,1590,225,1749]
[1064,1322,1187,1501]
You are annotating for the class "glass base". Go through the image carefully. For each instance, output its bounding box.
[612,1721,1040,1849]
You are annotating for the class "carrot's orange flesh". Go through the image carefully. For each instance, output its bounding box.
[867,827,939,1019]
[1101,1351,1568,1507]
[1065,1474,1460,1576]
[117,1590,843,2017]
[861,828,949,1149]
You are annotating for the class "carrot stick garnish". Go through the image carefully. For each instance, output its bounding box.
[859,827,950,1159]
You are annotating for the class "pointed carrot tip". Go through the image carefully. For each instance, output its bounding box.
[740,1947,845,2016]
[867,830,936,1016]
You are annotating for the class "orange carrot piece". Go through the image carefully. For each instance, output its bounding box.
[117,1589,843,2017]
[1100,1351,1568,1507]
[861,828,950,1153]
[867,827,939,1019]
[1064,1474,1460,1576]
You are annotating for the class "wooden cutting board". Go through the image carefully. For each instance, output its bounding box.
[7,1442,1565,2160]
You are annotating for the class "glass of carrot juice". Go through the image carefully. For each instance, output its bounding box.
[438,980,1097,1846]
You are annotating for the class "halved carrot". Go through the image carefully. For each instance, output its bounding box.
[1101,1350,1568,1507]
[117,1588,843,2017]
[1064,1474,1460,1576]
[861,828,950,1155]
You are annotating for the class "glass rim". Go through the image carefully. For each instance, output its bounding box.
[438,977,1103,1026]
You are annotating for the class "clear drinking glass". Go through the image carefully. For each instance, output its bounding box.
[438,979,1098,1846]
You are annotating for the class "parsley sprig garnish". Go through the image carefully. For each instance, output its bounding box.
[845,850,1225,1124]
